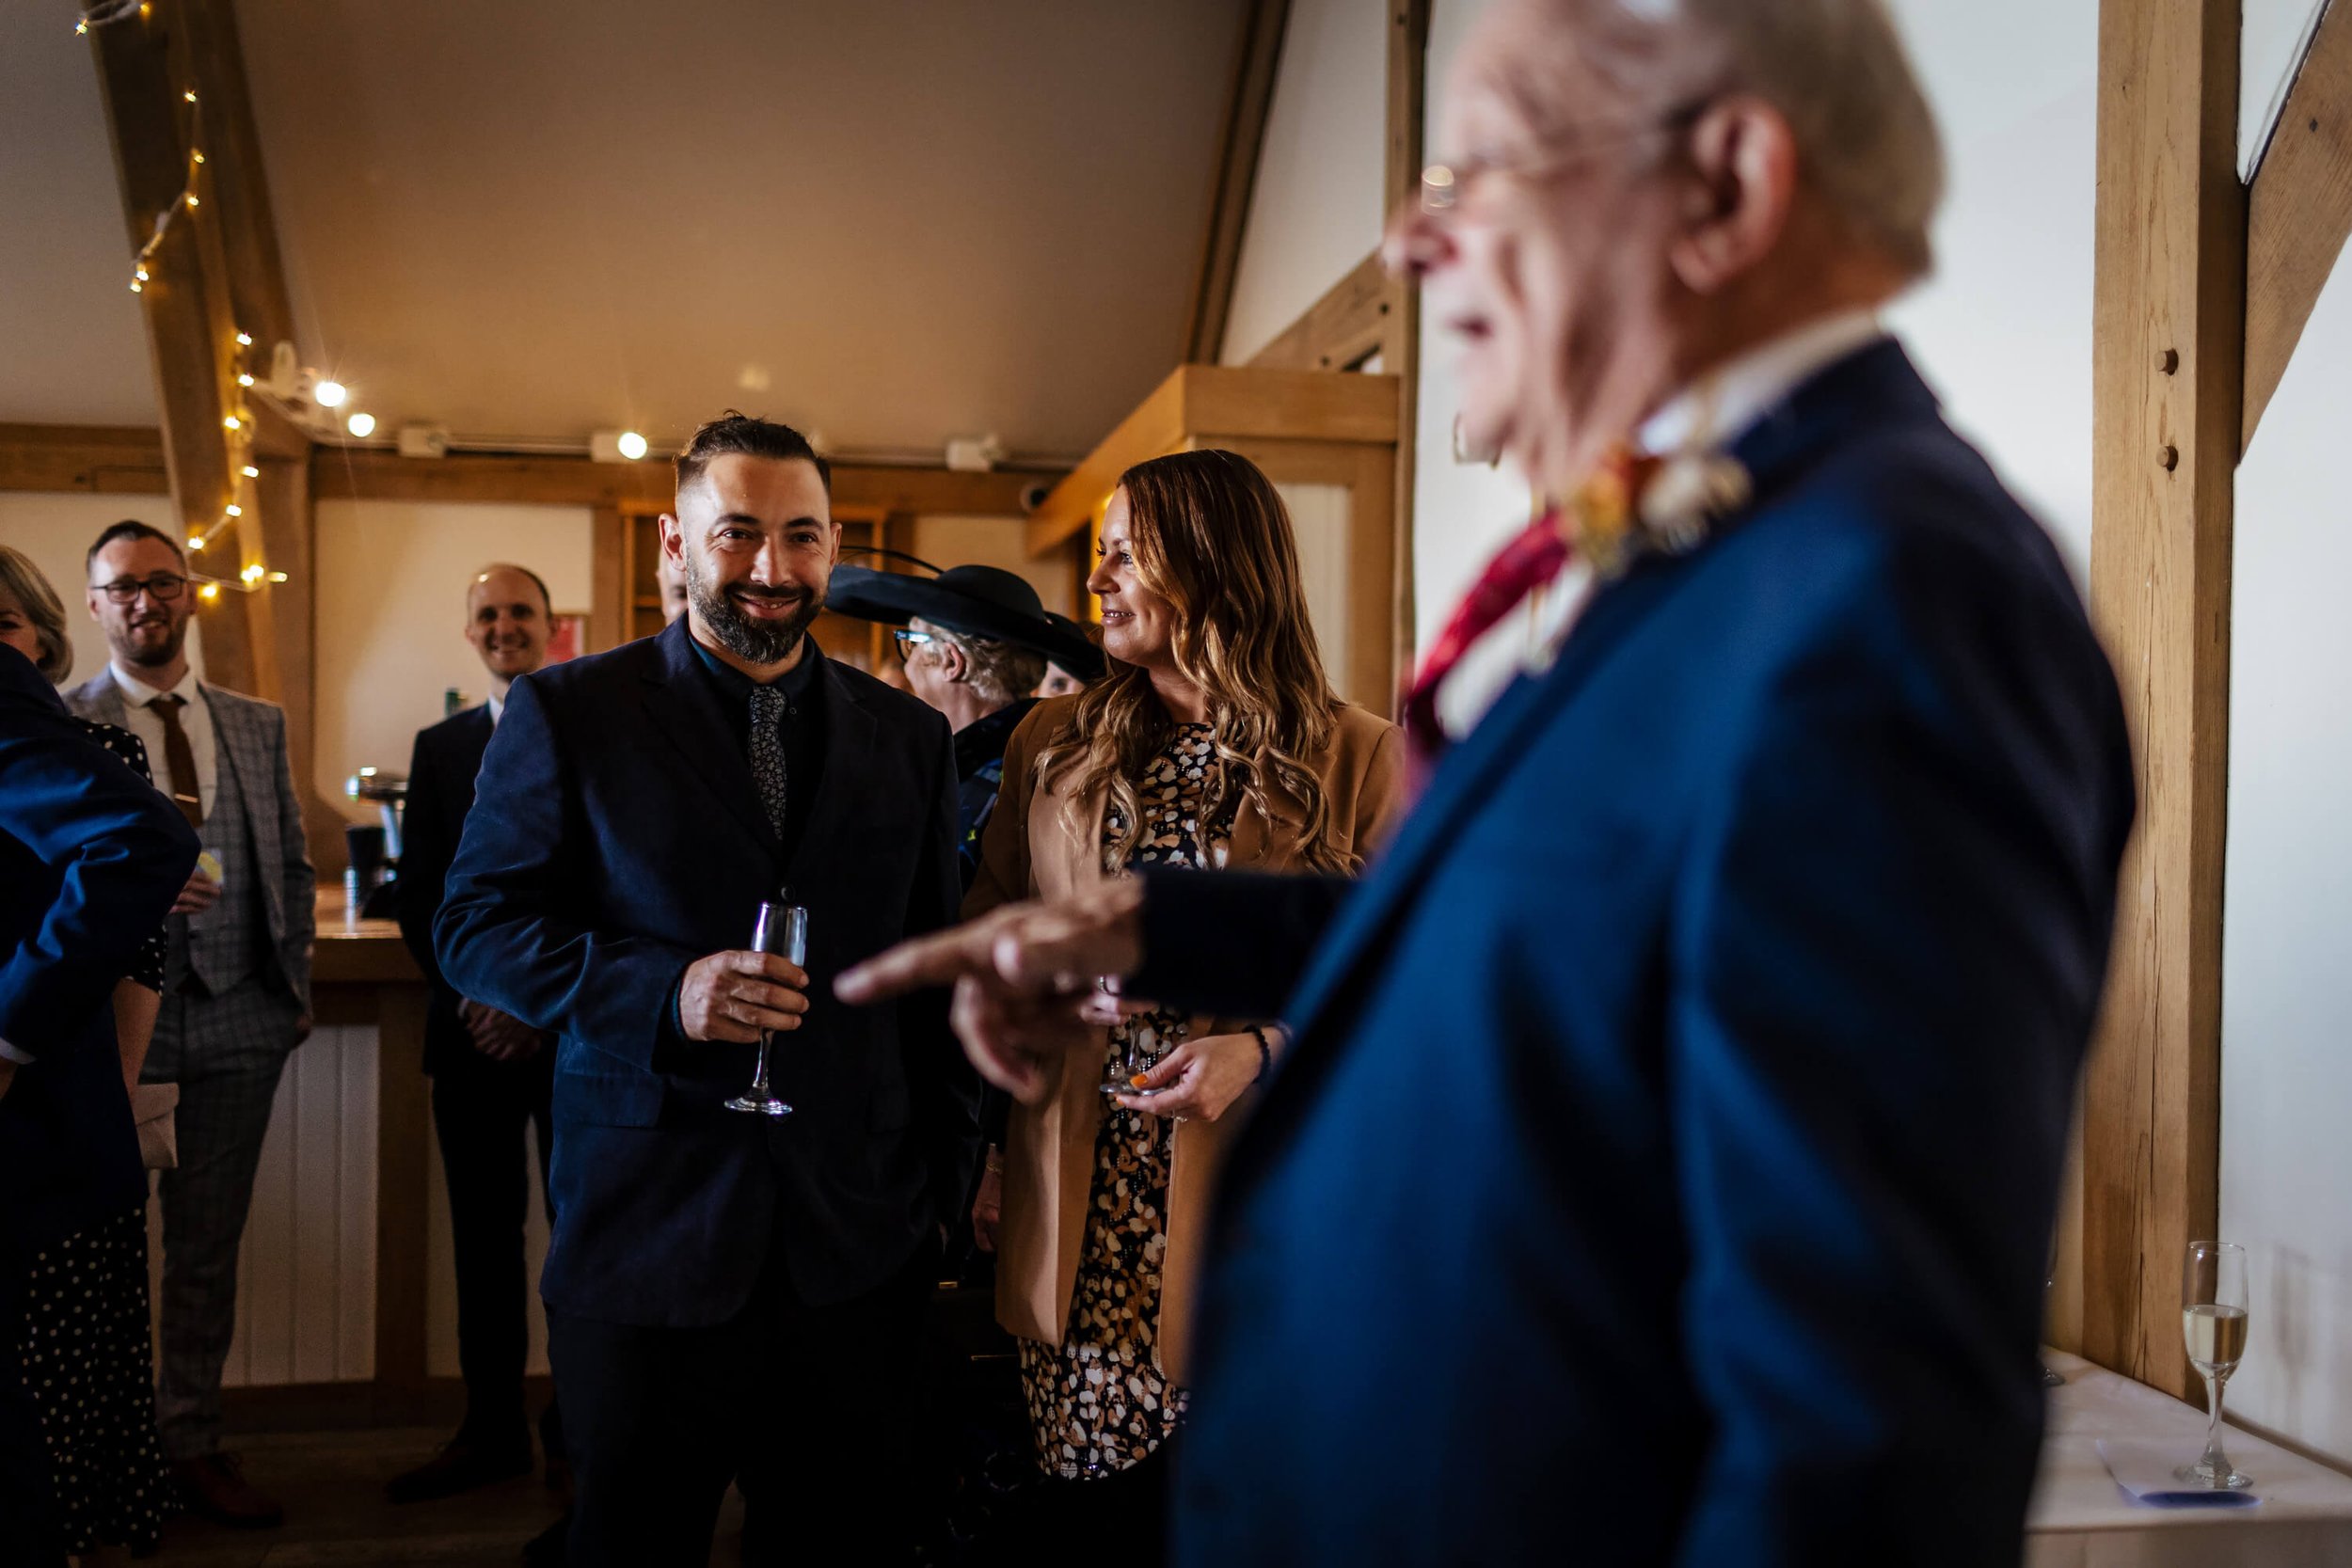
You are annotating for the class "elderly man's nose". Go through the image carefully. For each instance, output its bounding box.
[1384,203,1451,279]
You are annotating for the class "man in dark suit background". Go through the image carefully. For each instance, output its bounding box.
[843,2,2136,1563]
[0,645,199,1565]
[389,562,563,1505]
[437,413,978,1566]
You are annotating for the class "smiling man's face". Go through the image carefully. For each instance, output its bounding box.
[664,451,838,669]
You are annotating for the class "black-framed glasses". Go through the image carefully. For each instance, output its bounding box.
[95,573,189,604]
[891,627,935,663]
[1420,101,1710,214]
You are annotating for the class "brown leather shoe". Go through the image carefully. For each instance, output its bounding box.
[171,1451,284,1528]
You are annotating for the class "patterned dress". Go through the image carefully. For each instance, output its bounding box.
[16,720,175,1554]
[1020,722,1229,1480]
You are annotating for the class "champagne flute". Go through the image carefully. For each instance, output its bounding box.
[724,895,805,1118]
[2175,1240,2251,1489]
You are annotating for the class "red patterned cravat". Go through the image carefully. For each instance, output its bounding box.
[1402,445,1668,766]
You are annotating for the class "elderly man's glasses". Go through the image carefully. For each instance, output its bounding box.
[1420,101,1710,214]
[95,572,189,604]
[891,627,936,663]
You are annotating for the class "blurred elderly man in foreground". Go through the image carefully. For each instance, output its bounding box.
[843,1,2134,1561]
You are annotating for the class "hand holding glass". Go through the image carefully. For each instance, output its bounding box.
[2176,1240,2251,1490]
[725,898,806,1118]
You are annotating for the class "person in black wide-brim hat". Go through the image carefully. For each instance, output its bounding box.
[828,564,1101,892]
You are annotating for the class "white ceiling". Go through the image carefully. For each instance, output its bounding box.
[3,0,1249,461]
[0,2,163,427]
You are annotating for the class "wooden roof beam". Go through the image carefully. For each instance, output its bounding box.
[1183,0,1292,365]
[2244,0,2352,451]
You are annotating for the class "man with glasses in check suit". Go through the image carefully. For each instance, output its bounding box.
[65,519,315,1530]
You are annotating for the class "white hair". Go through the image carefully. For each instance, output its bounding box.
[1506,0,1946,276]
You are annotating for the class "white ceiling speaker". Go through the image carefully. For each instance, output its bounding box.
[945,433,1003,473]
[397,425,450,460]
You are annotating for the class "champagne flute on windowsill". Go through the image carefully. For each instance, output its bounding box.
[725,895,805,1118]
[2175,1240,2252,1490]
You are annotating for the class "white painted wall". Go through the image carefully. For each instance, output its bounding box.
[912,515,1073,618]
[2218,24,2352,1465]
[1218,0,1388,366]
[313,499,594,824]
[0,493,206,691]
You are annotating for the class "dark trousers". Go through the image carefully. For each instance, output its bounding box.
[0,1228,67,1568]
[428,1039,555,1440]
[548,1228,940,1568]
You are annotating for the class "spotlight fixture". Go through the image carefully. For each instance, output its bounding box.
[314,379,347,408]
[591,429,650,464]
[346,411,376,438]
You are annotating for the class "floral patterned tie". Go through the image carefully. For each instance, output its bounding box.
[748,686,788,843]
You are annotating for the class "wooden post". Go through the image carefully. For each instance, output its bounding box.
[1384,0,1430,706]
[2080,0,2243,1402]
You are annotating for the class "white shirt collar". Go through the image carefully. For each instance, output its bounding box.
[109,660,200,709]
[1638,308,1886,457]
[488,693,504,725]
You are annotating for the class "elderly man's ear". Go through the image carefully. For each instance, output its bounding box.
[1668,97,1803,295]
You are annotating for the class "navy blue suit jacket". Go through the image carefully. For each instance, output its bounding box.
[1138,343,2135,1566]
[435,621,978,1325]
[397,703,497,1077]
[0,648,199,1245]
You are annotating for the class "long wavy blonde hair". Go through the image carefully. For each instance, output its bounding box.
[1032,448,1357,874]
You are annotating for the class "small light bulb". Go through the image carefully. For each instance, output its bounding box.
[314,379,346,408]
[241,465,259,478]
[236,372,253,387]
[199,583,219,602]
[129,279,142,293]
[617,431,648,461]
[188,536,205,551]
[242,564,263,583]
[75,20,87,34]
[267,571,288,583]
[345,411,376,438]
[191,150,205,165]
[235,331,252,346]
[183,89,197,103]
[135,265,149,281]
[183,193,198,208]
[222,416,240,431]
[225,504,242,517]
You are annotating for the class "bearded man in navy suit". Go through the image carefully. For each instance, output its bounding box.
[843,2,2136,1563]
[438,414,977,1566]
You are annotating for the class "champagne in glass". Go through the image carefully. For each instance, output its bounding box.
[2174,1240,2252,1489]
[724,895,805,1118]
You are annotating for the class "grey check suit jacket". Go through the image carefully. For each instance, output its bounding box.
[64,672,315,1011]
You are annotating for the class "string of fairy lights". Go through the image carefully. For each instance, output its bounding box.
[83,0,289,604]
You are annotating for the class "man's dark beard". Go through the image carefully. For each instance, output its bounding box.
[690,566,821,665]
[124,613,187,668]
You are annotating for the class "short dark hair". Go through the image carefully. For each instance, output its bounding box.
[87,518,185,576]
[674,411,832,498]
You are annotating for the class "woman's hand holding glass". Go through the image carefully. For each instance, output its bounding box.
[1113,1031,1261,1122]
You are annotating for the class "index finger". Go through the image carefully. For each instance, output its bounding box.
[728,951,808,990]
[836,924,993,1005]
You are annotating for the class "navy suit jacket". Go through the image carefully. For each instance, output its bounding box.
[1137,342,2135,1566]
[397,703,497,1077]
[0,648,199,1245]
[435,620,978,1325]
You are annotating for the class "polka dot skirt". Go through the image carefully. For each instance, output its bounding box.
[20,1206,174,1554]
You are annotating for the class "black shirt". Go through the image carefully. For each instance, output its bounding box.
[685,632,827,869]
